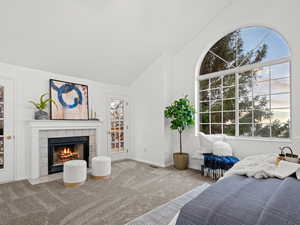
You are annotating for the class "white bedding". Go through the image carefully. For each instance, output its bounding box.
[224,154,300,179]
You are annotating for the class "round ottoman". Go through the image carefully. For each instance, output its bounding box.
[63,160,87,187]
[92,156,111,179]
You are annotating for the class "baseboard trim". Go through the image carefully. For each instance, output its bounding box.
[132,158,168,168]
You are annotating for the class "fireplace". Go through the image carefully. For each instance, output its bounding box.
[48,136,89,174]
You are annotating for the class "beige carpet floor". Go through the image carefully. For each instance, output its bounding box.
[0,160,213,225]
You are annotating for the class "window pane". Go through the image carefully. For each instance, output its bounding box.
[238,27,269,64]
[223,86,235,99]
[209,31,237,65]
[199,79,209,90]
[254,109,271,123]
[271,78,289,94]
[261,30,290,62]
[254,124,270,137]
[239,85,252,98]
[200,113,209,123]
[223,111,235,124]
[271,94,290,108]
[254,95,270,109]
[0,120,3,136]
[271,122,289,138]
[253,67,269,82]
[239,97,252,111]
[271,108,289,123]
[199,27,290,76]
[211,124,222,134]
[223,99,235,111]
[200,52,228,75]
[200,102,209,112]
[253,80,269,96]
[239,111,252,123]
[200,124,210,134]
[223,124,235,136]
[270,62,290,79]
[211,88,221,100]
[211,112,221,123]
[239,71,252,85]
[239,124,252,136]
[211,77,222,89]
[200,91,209,102]
[237,27,290,65]
[223,74,235,87]
[211,100,222,111]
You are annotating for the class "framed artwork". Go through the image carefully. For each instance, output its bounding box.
[49,79,89,120]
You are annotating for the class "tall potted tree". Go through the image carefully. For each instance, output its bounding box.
[164,95,195,170]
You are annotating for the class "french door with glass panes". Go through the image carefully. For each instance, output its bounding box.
[0,79,14,183]
[108,97,128,160]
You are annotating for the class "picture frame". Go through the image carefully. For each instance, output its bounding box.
[49,79,89,120]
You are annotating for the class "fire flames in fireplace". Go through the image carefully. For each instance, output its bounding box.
[48,136,89,174]
[56,147,80,163]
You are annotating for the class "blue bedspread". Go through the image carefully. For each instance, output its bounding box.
[176,175,300,225]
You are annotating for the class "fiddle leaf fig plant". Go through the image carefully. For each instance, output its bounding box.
[164,95,195,153]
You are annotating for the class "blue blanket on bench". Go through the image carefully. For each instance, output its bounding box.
[203,153,239,171]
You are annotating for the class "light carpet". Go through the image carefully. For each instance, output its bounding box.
[0,160,213,225]
[126,183,210,225]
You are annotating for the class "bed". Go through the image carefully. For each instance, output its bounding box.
[173,175,300,225]
[169,154,300,225]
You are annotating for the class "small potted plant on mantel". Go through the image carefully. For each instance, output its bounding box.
[164,95,195,170]
[29,93,57,120]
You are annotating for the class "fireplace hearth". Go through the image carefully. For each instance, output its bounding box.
[48,136,89,174]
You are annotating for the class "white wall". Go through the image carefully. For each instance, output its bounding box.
[129,54,172,167]
[0,62,128,180]
[130,0,300,167]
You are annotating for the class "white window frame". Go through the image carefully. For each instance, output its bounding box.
[196,56,292,140]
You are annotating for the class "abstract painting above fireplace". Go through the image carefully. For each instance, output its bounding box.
[48,136,89,174]
[49,79,89,120]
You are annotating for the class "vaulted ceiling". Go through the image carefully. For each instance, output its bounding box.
[0,0,232,85]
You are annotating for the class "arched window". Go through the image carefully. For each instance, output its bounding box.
[197,26,291,138]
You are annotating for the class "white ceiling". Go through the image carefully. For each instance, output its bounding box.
[0,0,231,85]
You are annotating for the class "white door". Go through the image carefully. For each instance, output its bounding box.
[107,96,129,160]
[0,79,14,183]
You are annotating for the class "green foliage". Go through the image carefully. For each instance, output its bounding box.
[29,93,57,111]
[164,96,195,133]
[165,96,195,153]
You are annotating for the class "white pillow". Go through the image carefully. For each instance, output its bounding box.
[212,141,232,156]
[198,132,225,154]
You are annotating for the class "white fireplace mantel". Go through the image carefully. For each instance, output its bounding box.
[27,120,102,179]
[28,120,102,129]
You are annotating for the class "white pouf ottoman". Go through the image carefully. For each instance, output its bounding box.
[63,160,87,187]
[92,156,111,179]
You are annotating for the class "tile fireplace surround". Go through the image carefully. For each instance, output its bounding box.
[28,120,102,179]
